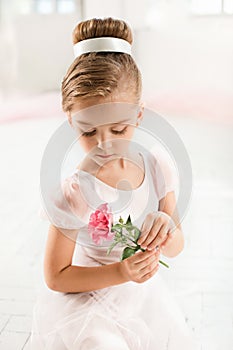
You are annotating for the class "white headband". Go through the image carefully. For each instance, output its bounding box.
[73,37,132,58]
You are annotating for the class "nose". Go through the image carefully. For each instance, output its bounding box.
[97,131,113,150]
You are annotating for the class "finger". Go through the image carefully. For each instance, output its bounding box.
[133,249,156,264]
[137,255,157,271]
[140,262,159,280]
[139,216,164,248]
[147,223,169,249]
[137,213,155,245]
[160,232,174,251]
[135,249,160,267]
[138,252,160,271]
[142,220,166,249]
[158,211,177,232]
[138,224,161,248]
[140,257,159,274]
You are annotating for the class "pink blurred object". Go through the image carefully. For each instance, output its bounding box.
[1,88,232,125]
[0,91,64,124]
[143,88,233,125]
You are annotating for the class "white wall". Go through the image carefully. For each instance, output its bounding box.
[82,0,148,28]
[0,14,81,94]
[82,0,124,19]
[136,14,233,95]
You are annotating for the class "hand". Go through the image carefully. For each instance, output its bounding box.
[119,249,161,283]
[137,211,176,251]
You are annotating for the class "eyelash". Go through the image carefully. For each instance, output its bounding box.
[82,127,128,137]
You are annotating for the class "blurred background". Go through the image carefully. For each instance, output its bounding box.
[0,0,232,349]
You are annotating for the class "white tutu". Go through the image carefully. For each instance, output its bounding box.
[30,244,199,350]
[31,148,199,349]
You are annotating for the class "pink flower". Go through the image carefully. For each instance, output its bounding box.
[88,203,114,245]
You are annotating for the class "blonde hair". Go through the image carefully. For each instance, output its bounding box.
[61,17,142,113]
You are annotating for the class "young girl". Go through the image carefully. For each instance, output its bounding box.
[30,17,198,350]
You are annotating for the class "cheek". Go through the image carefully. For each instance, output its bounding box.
[79,137,96,152]
[114,127,135,150]
[121,126,135,142]
[126,127,135,138]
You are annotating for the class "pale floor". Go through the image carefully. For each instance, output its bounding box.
[0,115,232,349]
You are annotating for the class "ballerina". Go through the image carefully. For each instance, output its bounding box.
[30,16,199,350]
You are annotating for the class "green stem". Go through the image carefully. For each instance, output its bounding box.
[158,259,169,268]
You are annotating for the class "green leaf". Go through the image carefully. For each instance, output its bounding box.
[133,228,141,241]
[112,223,122,229]
[112,228,122,236]
[123,224,134,231]
[121,246,137,261]
[125,215,132,225]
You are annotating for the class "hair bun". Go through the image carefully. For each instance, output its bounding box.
[62,17,141,112]
[72,17,133,46]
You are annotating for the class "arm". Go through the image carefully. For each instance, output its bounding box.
[44,224,128,293]
[158,191,184,258]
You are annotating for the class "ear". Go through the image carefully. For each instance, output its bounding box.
[136,101,145,126]
[67,111,73,128]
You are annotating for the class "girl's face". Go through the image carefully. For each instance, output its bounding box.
[67,94,144,167]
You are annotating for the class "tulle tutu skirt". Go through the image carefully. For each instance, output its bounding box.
[30,244,199,350]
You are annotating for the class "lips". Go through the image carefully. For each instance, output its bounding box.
[97,154,113,158]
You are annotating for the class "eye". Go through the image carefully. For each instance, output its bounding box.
[81,126,128,137]
[82,129,96,137]
[111,126,128,135]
